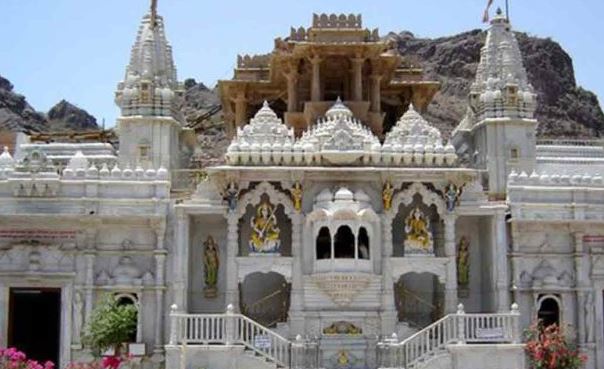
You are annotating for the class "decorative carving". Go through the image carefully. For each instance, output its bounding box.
[457,236,470,288]
[323,321,362,335]
[382,181,394,211]
[312,273,371,307]
[203,236,220,298]
[112,256,143,285]
[443,182,463,212]
[584,292,594,343]
[404,207,433,255]
[290,181,303,212]
[249,201,281,254]
[73,290,84,345]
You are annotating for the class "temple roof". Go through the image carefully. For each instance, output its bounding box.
[115,9,183,119]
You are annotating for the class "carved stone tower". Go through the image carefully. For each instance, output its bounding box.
[452,9,537,197]
[115,3,188,170]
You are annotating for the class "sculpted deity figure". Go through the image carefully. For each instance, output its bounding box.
[382,181,394,211]
[585,292,594,343]
[203,236,220,298]
[404,207,433,254]
[457,236,470,287]
[249,201,281,253]
[336,351,350,368]
[443,182,462,212]
[290,182,303,212]
[224,182,239,211]
[72,291,84,345]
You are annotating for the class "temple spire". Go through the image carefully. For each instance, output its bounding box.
[150,0,158,29]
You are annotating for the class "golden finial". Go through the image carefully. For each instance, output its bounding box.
[150,0,158,28]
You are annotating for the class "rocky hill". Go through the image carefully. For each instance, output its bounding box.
[389,29,604,138]
[0,75,99,133]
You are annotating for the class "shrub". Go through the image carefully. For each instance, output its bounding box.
[524,322,587,369]
[0,347,54,369]
[82,295,137,356]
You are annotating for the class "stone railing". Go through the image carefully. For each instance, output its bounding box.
[377,303,520,369]
[312,13,362,29]
[169,304,306,368]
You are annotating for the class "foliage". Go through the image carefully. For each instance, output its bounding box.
[524,322,587,369]
[65,355,131,369]
[0,347,54,369]
[82,295,137,356]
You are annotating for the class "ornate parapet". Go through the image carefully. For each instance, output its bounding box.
[312,13,362,29]
[236,54,271,69]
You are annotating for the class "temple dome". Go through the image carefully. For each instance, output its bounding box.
[0,147,14,168]
[384,104,443,147]
[325,97,354,119]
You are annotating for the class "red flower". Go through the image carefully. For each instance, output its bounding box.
[101,356,121,369]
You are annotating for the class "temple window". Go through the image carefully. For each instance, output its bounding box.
[357,227,370,259]
[334,226,355,259]
[537,295,560,328]
[316,227,331,260]
[114,293,139,342]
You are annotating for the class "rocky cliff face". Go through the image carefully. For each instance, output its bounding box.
[0,74,99,133]
[389,30,604,138]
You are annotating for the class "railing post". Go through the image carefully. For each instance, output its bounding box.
[456,303,466,344]
[511,302,521,344]
[225,304,235,345]
[291,335,305,369]
[377,333,398,368]
[169,304,178,345]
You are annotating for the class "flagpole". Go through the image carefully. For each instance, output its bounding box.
[505,0,510,21]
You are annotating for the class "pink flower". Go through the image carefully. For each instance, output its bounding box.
[43,361,55,369]
[101,356,121,369]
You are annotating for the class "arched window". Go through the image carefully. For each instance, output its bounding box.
[537,296,560,328]
[357,227,370,259]
[115,293,138,342]
[316,227,331,260]
[334,226,355,259]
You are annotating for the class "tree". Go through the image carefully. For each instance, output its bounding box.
[82,295,137,357]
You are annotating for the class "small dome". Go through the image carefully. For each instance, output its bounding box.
[67,150,89,170]
[354,189,370,202]
[253,101,279,121]
[334,187,354,202]
[325,97,354,119]
[316,188,333,202]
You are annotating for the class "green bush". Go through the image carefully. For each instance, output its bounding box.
[82,296,137,356]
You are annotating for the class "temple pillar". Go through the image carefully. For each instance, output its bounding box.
[154,252,166,351]
[370,74,382,112]
[286,71,299,112]
[310,55,322,102]
[443,215,458,314]
[288,212,304,333]
[381,215,397,334]
[225,213,240,311]
[351,57,364,101]
[233,91,247,127]
[493,212,510,312]
[174,210,189,311]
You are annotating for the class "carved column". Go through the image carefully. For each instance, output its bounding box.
[443,215,458,314]
[351,57,364,101]
[381,214,397,334]
[153,221,167,351]
[174,211,189,310]
[289,213,304,333]
[286,69,299,112]
[494,212,510,312]
[310,55,322,102]
[233,91,248,127]
[225,213,240,311]
[370,74,382,112]
[84,251,96,324]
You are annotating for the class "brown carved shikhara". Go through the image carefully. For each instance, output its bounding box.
[218,14,440,138]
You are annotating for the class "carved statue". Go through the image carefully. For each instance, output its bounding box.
[323,321,362,335]
[73,291,83,345]
[457,236,470,287]
[585,292,594,343]
[249,201,281,253]
[203,236,220,298]
[443,182,462,212]
[336,351,350,369]
[404,207,433,254]
[290,182,303,212]
[382,181,394,211]
[224,182,239,211]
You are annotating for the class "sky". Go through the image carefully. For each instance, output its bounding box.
[0,0,602,127]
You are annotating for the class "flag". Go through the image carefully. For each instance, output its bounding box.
[482,0,494,23]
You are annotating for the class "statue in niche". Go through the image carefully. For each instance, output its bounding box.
[224,182,239,212]
[403,207,433,254]
[443,182,462,212]
[249,201,281,253]
[334,350,352,369]
[203,236,220,298]
[290,182,303,212]
[382,181,394,211]
[457,237,470,291]
[585,292,594,343]
[72,291,84,345]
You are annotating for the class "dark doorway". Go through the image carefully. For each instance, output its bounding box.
[334,226,355,259]
[537,297,560,328]
[8,288,61,367]
[316,227,331,260]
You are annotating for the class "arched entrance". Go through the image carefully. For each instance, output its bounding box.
[240,272,290,327]
[537,296,560,327]
[394,273,444,328]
